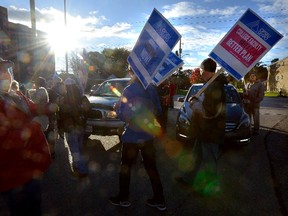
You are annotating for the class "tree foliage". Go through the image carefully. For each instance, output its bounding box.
[189,68,203,84]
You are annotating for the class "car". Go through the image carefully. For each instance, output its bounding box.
[85,78,130,138]
[175,83,251,144]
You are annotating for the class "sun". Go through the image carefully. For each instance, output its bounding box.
[46,23,80,56]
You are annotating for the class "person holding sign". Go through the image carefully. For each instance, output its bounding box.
[176,58,227,195]
[243,72,265,135]
[110,68,166,211]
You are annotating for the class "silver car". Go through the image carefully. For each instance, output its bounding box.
[85,78,130,138]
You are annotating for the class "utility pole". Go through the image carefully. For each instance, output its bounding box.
[64,0,68,73]
[30,0,37,80]
[179,38,182,58]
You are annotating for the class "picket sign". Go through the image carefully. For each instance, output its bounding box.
[191,8,283,101]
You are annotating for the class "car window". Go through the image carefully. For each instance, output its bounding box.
[92,80,128,97]
[225,86,241,103]
[185,85,202,101]
[185,84,241,103]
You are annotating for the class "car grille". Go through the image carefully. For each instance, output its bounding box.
[225,122,237,132]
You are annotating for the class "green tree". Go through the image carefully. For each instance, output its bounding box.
[102,48,130,78]
[244,61,268,83]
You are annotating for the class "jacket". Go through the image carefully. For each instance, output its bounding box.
[246,80,265,107]
[0,92,51,192]
[116,79,162,143]
[58,84,85,133]
[190,75,227,145]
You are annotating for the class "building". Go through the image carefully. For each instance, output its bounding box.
[0,6,55,85]
[267,57,288,96]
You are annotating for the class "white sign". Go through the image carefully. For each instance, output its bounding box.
[210,8,283,80]
[128,8,181,88]
[152,52,183,86]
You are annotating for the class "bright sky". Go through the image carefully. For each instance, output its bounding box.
[1,0,287,71]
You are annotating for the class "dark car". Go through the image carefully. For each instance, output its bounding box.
[85,78,130,137]
[175,83,251,144]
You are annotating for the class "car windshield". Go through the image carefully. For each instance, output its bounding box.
[186,84,241,103]
[91,80,129,97]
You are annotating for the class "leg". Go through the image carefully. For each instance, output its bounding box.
[253,107,260,133]
[182,139,203,184]
[193,142,220,194]
[141,140,164,202]
[65,129,87,174]
[118,143,138,200]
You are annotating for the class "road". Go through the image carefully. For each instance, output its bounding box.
[0,96,288,216]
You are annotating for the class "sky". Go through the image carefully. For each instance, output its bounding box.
[1,0,287,71]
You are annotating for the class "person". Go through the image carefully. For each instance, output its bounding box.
[157,79,170,134]
[0,58,52,215]
[44,76,65,158]
[243,72,265,135]
[109,68,166,211]
[29,76,50,131]
[176,58,227,195]
[57,77,88,178]
[168,79,176,108]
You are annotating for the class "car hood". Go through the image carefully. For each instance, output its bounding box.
[183,102,244,122]
[88,96,120,109]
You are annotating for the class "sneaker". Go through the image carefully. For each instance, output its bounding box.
[146,198,166,211]
[109,196,131,207]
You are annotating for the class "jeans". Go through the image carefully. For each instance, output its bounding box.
[1,179,42,216]
[65,127,88,174]
[182,139,220,190]
[118,140,164,202]
[249,106,260,132]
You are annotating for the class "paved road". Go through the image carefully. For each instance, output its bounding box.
[1,96,287,216]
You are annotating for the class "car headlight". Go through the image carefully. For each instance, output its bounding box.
[106,110,117,119]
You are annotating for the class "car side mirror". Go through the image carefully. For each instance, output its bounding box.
[177,97,184,102]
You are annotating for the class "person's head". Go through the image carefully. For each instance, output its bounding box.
[199,58,217,81]
[249,72,257,83]
[35,76,47,88]
[57,81,67,96]
[10,80,19,92]
[0,58,14,93]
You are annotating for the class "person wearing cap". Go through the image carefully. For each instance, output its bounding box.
[0,58,52,215]
[243,72,265,135]
[57,77,88,178]
[176,58,227,195]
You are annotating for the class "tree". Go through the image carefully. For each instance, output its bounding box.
[244,61,268,83]
[189,68,203,84]
[102,48,130,78]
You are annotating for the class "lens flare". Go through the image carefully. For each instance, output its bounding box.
[110,86,121,97]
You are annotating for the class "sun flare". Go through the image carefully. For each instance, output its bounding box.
[46,23,80,56]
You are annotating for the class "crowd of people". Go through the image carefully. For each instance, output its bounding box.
[0,56,265,215]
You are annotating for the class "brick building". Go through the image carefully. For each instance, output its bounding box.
[267,57,288,95]
[0,6,55,85]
